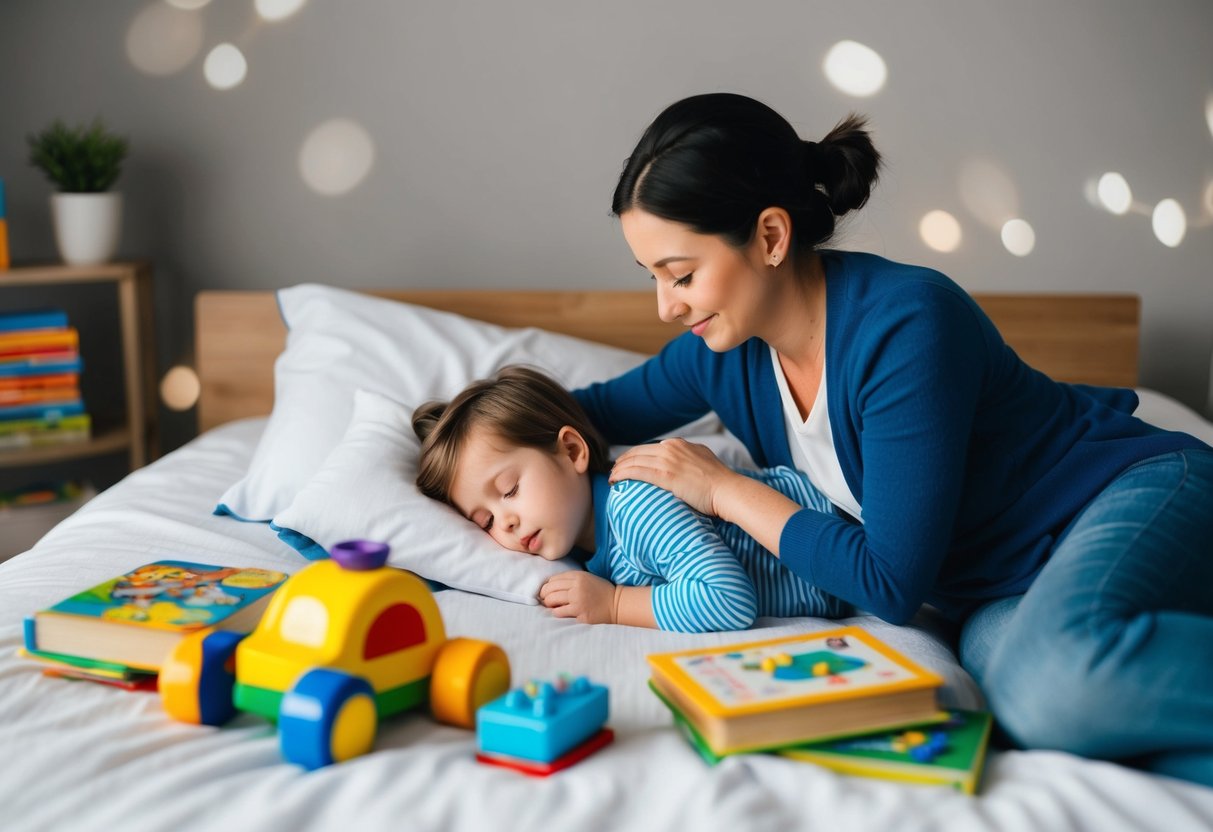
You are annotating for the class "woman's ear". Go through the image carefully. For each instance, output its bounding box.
[557,426,591,474]
[755,206,792,265]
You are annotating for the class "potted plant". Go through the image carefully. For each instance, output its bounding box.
[28,118,129,266]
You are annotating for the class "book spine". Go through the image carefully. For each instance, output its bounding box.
[0,387,81,405]
[0,178,8,271]
[0,310,70,333]
[0,412,90,435]
[0,400,85,422]
[0,357,83,377]
[0,372,79,392]
[0,328,79,354]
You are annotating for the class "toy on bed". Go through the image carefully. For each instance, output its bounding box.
[159,539,511,770]
[475,673,613,776]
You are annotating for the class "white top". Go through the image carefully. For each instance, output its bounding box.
[770,345,863,522]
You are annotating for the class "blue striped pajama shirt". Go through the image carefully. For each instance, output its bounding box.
[580,468,851,633]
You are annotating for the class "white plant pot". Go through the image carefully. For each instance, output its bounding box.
[51,192,123,266]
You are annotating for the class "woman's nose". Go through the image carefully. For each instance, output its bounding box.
[656,283,686,323]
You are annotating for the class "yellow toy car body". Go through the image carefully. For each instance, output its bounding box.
[161,541,509,769]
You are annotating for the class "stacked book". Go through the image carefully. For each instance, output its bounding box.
[20,560,287,691]
[648,626,993,794]
[0,307,90,450]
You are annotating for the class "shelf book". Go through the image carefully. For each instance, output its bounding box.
[22,560,287,673]
[0,307,88,447]
[647,626,946,757]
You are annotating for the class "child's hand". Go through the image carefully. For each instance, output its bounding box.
[539,571,617,624]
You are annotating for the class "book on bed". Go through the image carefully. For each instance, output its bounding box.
[647,626,946,757]
[22,561,287,672]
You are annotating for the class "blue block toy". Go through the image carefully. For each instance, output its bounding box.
[477,674,609,763]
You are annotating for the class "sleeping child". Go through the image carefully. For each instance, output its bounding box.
[412,365,851,633]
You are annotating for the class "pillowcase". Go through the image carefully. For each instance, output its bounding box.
[271,389,570,605]
[216,284,716,522]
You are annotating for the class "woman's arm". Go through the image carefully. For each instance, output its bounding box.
[573,333,713,445]
[611,286,990,624]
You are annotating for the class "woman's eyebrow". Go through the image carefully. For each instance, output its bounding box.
[635,256,693,269]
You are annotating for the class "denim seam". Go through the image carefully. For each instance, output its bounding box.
[1087,451,1190,639]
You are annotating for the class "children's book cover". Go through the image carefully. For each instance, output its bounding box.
[778,709,994,794]
[647,626,943,719]
[36,561,287,632]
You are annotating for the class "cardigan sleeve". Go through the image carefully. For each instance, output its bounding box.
[573,333,713,446]
[608,480,758,633]
[778,284,989,624]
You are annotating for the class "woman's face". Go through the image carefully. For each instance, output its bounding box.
[620,209,771,352]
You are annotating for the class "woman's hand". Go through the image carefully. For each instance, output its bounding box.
[609,437,736,517]
[539,571,617,624]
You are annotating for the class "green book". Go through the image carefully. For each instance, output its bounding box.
[652,680,992,794]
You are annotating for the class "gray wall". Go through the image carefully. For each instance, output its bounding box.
[2,0,1211,458]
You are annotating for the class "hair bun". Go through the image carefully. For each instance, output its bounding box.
[812,114,881,215]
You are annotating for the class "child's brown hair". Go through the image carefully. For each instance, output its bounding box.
[413,365,611,506]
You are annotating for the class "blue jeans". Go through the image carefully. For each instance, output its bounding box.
[959,448,1213,787]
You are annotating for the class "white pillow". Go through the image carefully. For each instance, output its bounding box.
[216,284,716,521]
[272,389,569,605]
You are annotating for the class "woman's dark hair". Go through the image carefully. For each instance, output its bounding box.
[412,365,611,506]
[612,93,881,262]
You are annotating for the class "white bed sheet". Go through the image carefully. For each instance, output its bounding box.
[2,401,1213,832]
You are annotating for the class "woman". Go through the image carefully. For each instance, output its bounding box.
[573,92,1213,786]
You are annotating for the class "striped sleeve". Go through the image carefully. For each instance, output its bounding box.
[607,480,758,633]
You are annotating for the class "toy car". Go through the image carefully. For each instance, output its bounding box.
[160,540,511,770]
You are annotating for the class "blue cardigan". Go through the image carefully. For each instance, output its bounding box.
[574,251,1206,624]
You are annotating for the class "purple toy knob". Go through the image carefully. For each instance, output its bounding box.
[330,539,389,571]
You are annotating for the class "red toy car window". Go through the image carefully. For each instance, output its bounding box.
[364,603,426,660]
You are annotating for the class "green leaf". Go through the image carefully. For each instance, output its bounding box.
[27,117,129,193]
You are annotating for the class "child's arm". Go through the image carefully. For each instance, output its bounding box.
[609,479,758,633]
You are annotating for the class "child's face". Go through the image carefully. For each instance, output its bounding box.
[448,424,595,561]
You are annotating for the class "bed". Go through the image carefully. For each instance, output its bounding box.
[2,286,1212,832]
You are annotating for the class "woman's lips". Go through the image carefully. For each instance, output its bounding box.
[523,531,541,552]
[690,315,715,336]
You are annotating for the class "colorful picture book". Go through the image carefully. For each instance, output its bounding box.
[647,626,945,756]
[656,685,991,794]
[22,560,288,672]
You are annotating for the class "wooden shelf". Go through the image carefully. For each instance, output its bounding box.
[0,426,131,468]
[0,262,158,472]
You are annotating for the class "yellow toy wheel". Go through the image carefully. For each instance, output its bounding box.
[160,629,244,725]
[429,638,510,728]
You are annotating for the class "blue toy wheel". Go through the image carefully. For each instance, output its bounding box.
[279,669,378,770]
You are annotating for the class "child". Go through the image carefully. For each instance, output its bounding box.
[413,366,850,633]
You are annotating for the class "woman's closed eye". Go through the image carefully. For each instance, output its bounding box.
[673,273,693,288]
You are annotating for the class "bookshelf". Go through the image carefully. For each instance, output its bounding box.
[0,262,158,471]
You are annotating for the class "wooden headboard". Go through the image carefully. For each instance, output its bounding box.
[195,290,1140,432]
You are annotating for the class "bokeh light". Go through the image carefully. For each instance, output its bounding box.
[255,0,307,21]
[1206,93,1213,141]
[160,365,201,411]
[1001,219,1036,257]
[1151,199,1187,247]
[919,210,962,253]
[822,41,887,98]
[299,119,376,196]
[203,43,248,90]
[1096,172,1132,215]
[126,3,203,76]
[165,0,212,9]
[958,159,1019,230]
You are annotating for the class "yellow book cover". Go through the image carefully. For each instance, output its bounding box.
[647,626,946,755]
